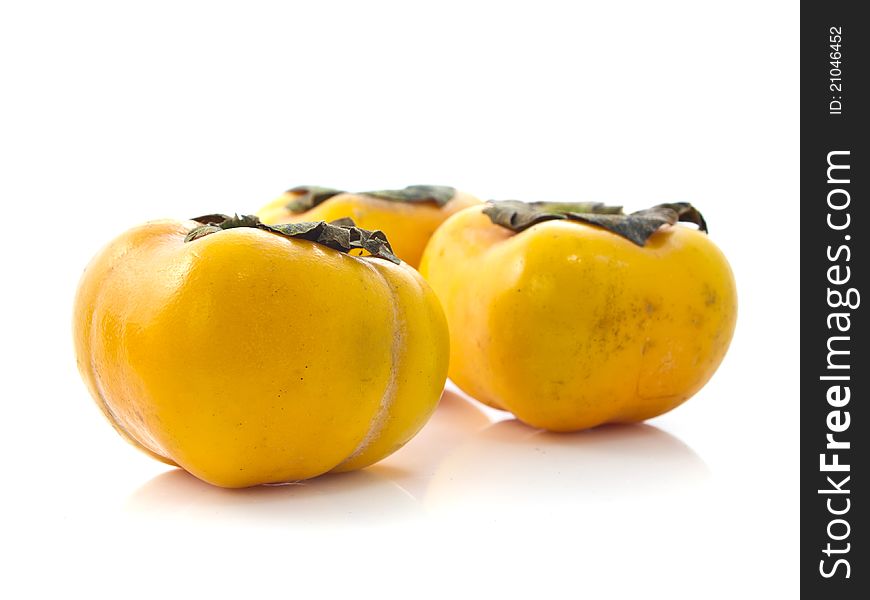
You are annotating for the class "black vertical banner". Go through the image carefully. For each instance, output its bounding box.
[802,2,867,597]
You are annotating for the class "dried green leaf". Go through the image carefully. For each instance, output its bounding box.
[192,213,231,226]
[565,203,708,246]
[360,185,457,207]
[184,225,221,242]
[483,201,708,246]
[262,220,399,263]
[184,213,400,264]
[185,213,262,242]
[483,201,623,232]
[284,186,347,212]
[282,184,457,213]
[220,213,263,230]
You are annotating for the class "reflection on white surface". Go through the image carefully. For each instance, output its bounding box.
[127,468,421,527]
[127,390,708,525]
[370,389,495,498]
[425,418,709,512]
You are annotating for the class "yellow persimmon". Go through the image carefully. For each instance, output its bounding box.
[419,201,737,431]
[73,215,449,487]
[257,185,481,268]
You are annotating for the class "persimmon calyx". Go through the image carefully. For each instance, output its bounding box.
[185,213,401,264]
[482,200,708,246]
[283,184,457,212]
[284,186,346,212]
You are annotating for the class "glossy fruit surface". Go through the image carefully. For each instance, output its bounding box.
[420,203,737,431]
[74,216,449,487]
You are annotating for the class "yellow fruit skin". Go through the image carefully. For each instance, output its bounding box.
[419,206,737,432]
[257,190,481,268]
[73,220,449,487]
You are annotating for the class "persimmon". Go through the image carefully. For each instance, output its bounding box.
[73,215,449,487]
[420,201,737,431]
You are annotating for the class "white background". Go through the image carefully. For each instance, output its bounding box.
[0,1,798,598]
